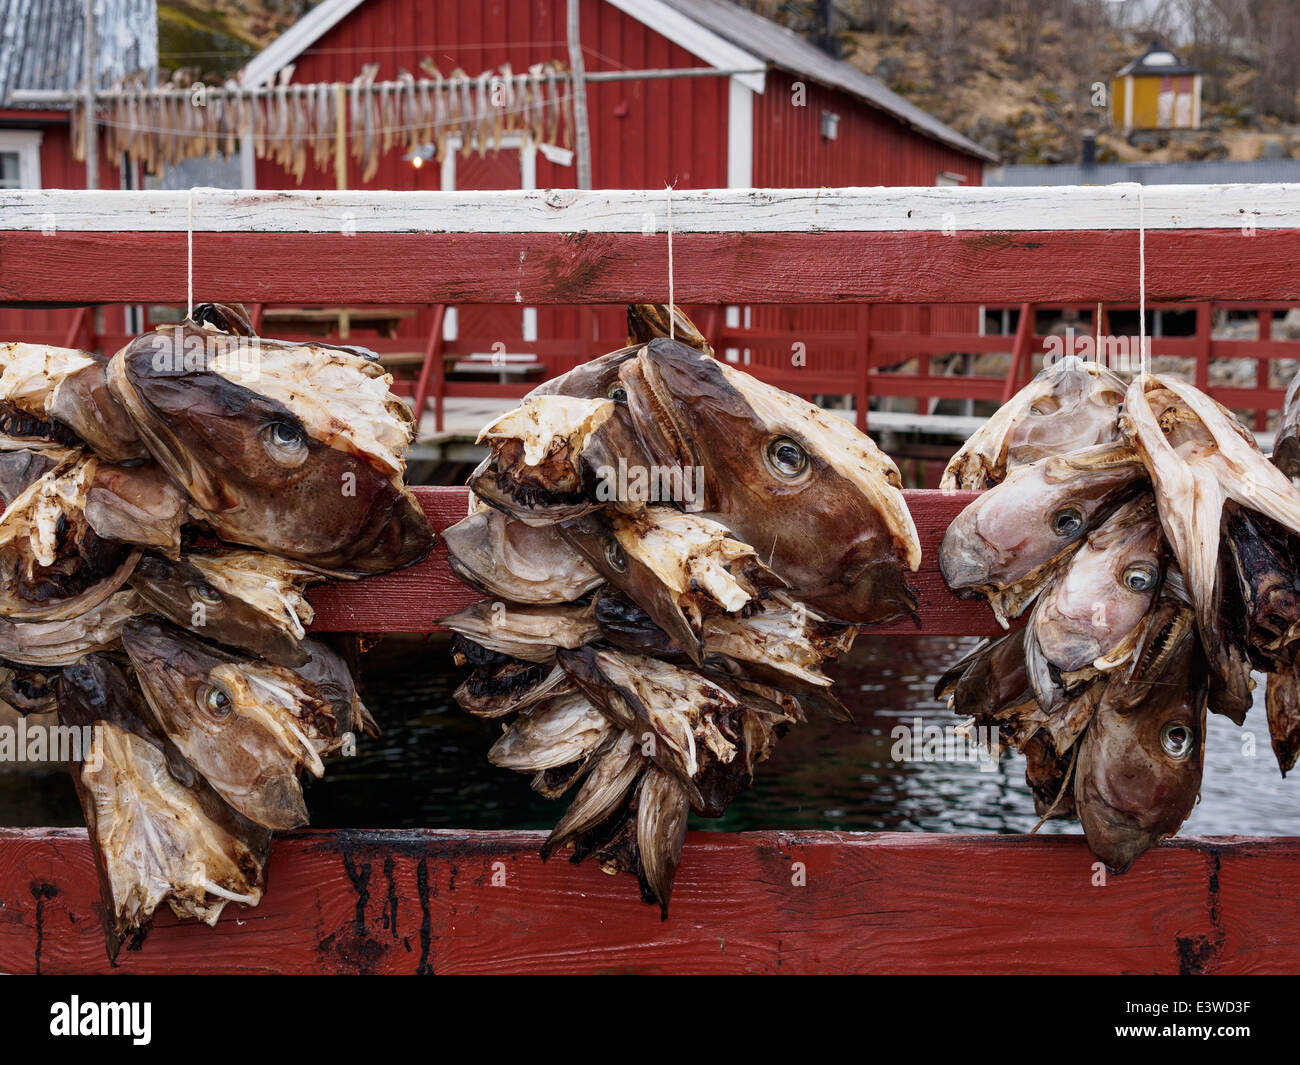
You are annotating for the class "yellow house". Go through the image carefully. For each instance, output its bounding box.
[1111,41,1201,131]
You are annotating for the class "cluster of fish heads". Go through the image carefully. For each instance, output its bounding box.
[938,356,1300,872]
[0,303,433,959]
[441,305,921,915]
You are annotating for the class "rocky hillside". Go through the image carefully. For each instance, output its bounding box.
[158,0,318,79]
[742,0,1299,165]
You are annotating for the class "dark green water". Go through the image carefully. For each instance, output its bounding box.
[4,634,1298,835]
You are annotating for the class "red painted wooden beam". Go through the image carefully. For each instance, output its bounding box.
[1,827,1291,974]
[305,486,1004,637]
[2,230,1298,305]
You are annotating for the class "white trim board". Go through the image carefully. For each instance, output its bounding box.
[726,78,754,188]
[603,0,765,93]
[241,0,367,86]
[0,185,1294,233]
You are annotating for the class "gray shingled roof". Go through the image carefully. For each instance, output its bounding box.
[987,158,1300,186]
[0,0,157,105]
[1116,41,1198,78]
[660,0,998,162]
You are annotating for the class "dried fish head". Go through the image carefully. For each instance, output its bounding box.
[942,356,1126,489]
[619,339,920,623]
[0,454,144,620]
[130,549,319,667]
[1074,631,1208,873]
[122,616,337,830]
[471,395,614,522]
[1032,495,1165,673]
[939,441,1146,625]
[59,654,271,962]
[107,322,433,575]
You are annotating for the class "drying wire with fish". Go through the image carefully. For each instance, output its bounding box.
[937,355,1300,872]
[0,304,435,960]
[440,304,922,916]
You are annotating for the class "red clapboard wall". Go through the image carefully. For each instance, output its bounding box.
[0,184,1298,974]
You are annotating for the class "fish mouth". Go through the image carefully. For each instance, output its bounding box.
[938,522,993,590]
[836,543,919,623]
[1036,623,1104,673]
[1077,809,1156,874]
[242,772,310,830]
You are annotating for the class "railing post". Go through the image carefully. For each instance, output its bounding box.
[1001,302,1034,404]
[62,306,89,349]
[1195,302,1211,392]
[1257,306,1272,430]
[919,303,932,415]
[857,304,871,432]
[412,304,447,435]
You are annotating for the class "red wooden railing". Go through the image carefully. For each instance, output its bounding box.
[0,185,1298,973]
[20,299,1296,436]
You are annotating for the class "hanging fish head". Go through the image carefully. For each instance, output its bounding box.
[942,356,1126,490]
[1033,495,1165,673]
[1074,626,1208,873]
[1003,357,1126,469]
[106,323,434,575]
[129,549,318,667]
[122,616,336,830]
[58,654,271,959]
[939,441,1146,623]
[616,339,920,624]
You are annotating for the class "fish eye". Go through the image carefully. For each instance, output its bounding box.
[764,437,809,480]
[1160,721,1194,760]
[1123,563,1158,593]
[604,540,627,572]
[260,420,309,467]
[199,683,233,719]
[607,385,628,404]
[1050,506,1085,538]
[189,581,223,606]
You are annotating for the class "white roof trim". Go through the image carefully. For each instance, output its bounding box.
[241,0,368,86]
[241,0,767,94]
[603,0,766,93]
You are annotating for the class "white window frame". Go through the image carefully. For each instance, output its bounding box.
[0,130,43,188]
[440,133,538,343]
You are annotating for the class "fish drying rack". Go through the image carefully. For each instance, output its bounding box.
[1,185,1299,974]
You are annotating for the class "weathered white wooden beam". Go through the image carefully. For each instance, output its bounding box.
[0,185,1294,234]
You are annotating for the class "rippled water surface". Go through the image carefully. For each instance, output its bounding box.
[4,634,1298,836]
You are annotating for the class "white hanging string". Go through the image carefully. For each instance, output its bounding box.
[665,183,675,340]
[186,186,195,320]
[1137,182,1147,376]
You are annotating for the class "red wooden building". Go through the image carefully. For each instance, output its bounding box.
[237,0,996,406]
[0,0,155,348]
